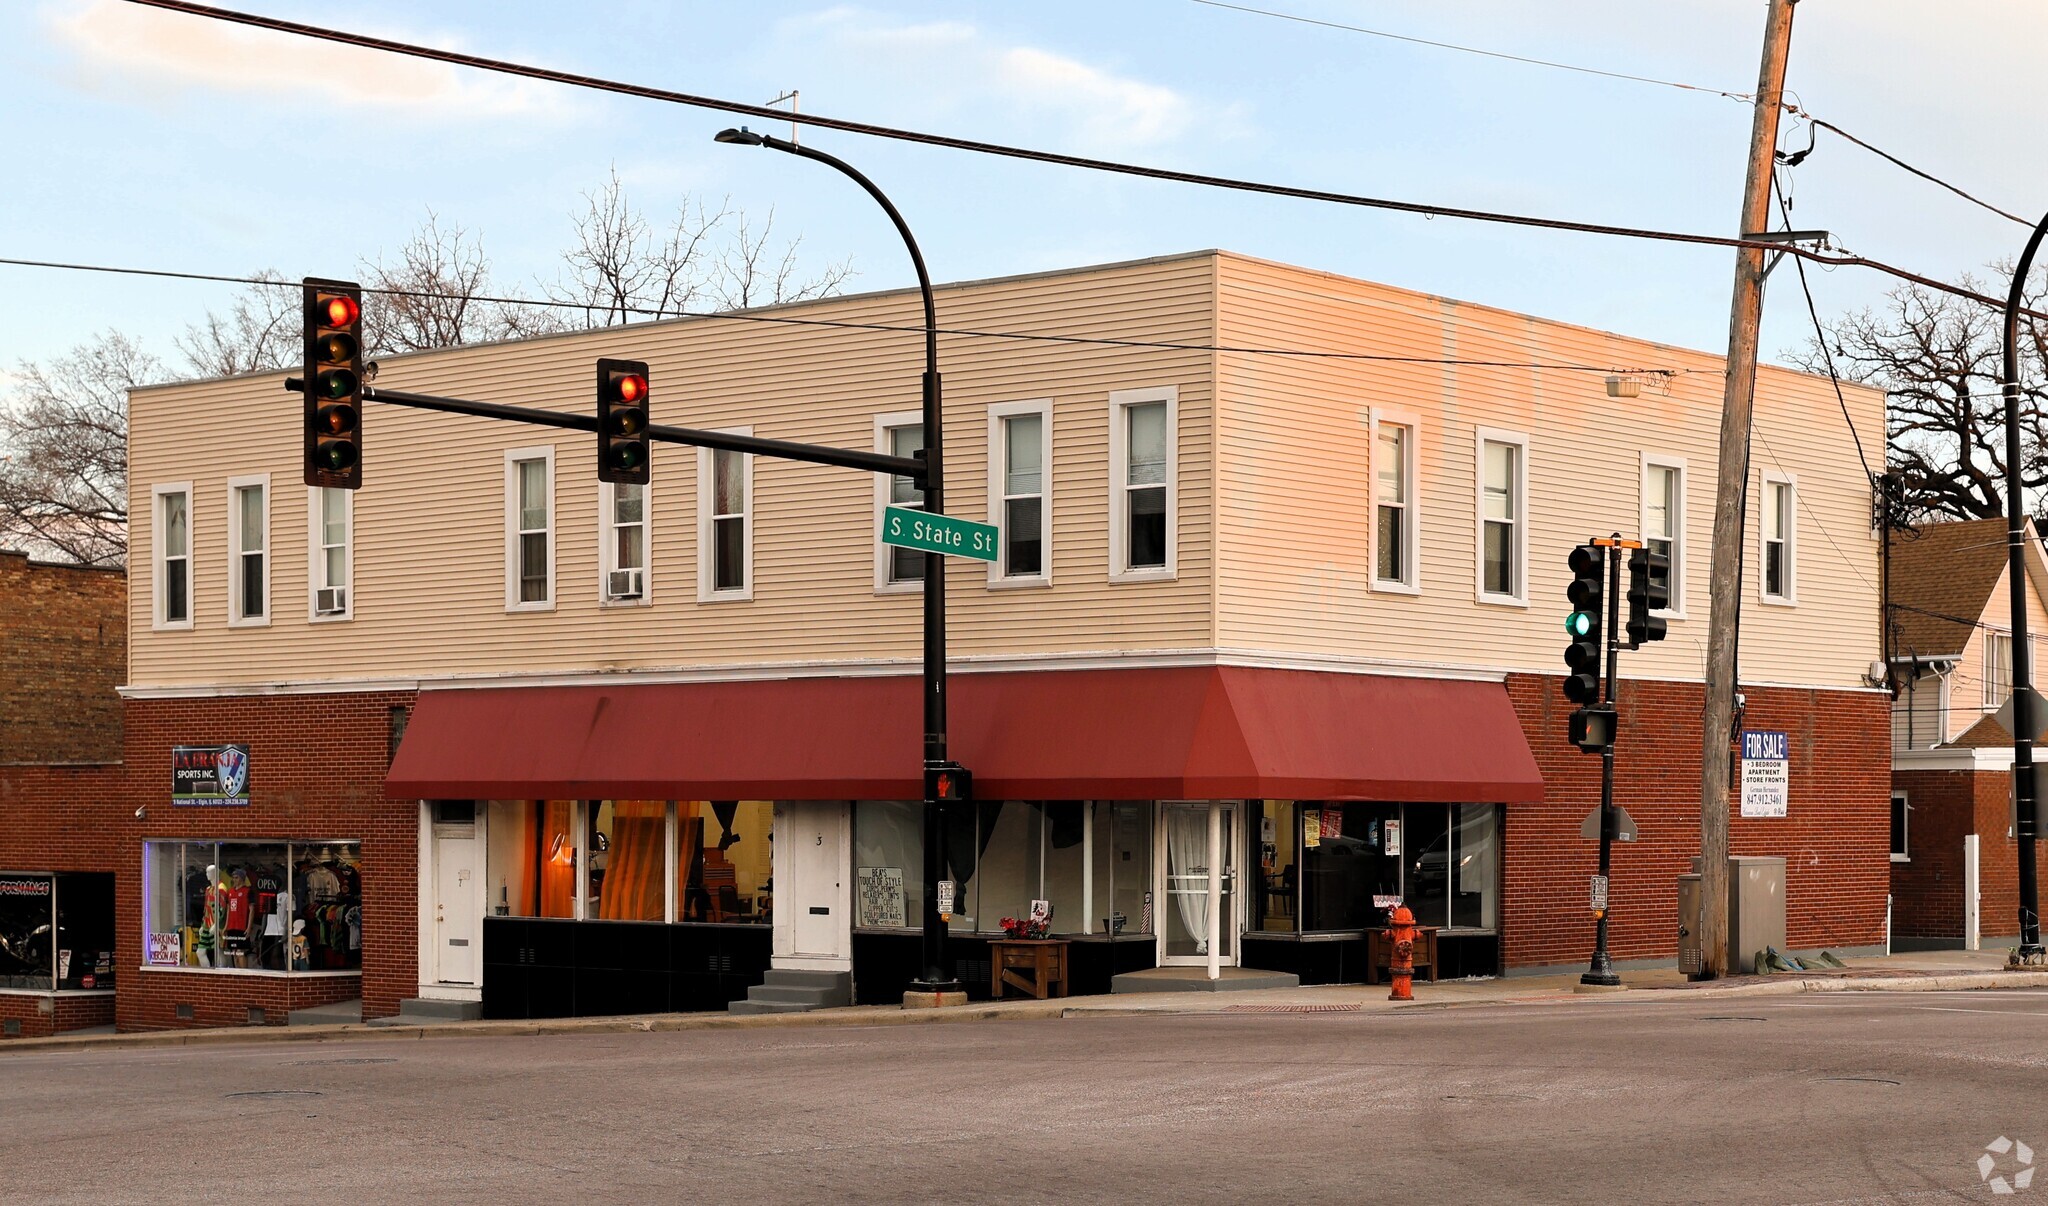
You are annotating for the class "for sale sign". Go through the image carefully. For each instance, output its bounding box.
[1739,730,1788,818]
[172,744,251,806]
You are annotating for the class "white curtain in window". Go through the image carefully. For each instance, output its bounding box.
[1165,807,1209,954]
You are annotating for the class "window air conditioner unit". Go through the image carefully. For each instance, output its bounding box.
[606,569,644,600]
[315,587,348,615]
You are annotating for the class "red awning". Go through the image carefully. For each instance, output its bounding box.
[384,666,1543,803]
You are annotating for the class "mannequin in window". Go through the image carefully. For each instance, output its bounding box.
[196,864,223,968]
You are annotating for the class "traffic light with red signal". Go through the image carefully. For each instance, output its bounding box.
[596,358,650,485]
[302,278,363,489]
[925,761,973,803]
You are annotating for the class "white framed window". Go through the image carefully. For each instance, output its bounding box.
[152,482,194,631]
[1474,428,1529,606]
[698,430,753,602]
[1109,386,1176,581]
[504,446,556,612]
[873,412,924,593]
[988,399,1052,587]
[1761,471,1797,604]
[226,474,270,627]
[1985,632,2014,712]
[599,480,650,606]
[1370,408,1420,592]
[307,485,352,622]
[1641,455,1686,618]
[1890,792,1910,862]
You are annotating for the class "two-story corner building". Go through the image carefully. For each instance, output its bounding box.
[88,249,1890,1030]
[1888,516,2048,951]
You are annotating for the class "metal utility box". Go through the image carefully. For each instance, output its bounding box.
[1677,873,1702,976]
[1690,855,1788,971]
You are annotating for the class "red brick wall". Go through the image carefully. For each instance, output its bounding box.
[1504,674,1890,970]
[1889,766,2048,946]
[0,554,124,765]
[0,993,115,1039]
[0,692,418,1030]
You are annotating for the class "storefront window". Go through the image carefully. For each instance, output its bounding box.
[1300,803,1401,932]
[143,842,361,973]
[678,801,772,925]
[591,800,666,922]
[0,875,54,989]
[854,801,1151,936]
[1254,801,1297,932]
[0,874,116,991]
[485,800,577,918]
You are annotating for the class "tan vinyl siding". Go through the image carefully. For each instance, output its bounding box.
[129,256,1217,689]
[1945,562,2048,742]
[1210,253,1885,690]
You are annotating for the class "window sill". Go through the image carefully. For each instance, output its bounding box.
[504,602,557,614]
[874,581,924,597]
[1371,579,1421,596]
[151,620,195,633]
[1891,854,1911,863]
[226,616,271,629]
[308,612,353,624]
[1758,595,1798,608]
[599,597,652,610]
[1475,592,1529,609]
[696,590,754,604]
[987,576,1053,591]
[1109,568,1176,585]
[138,966,361,978]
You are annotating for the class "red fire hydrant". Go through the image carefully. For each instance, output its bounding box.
[1387,905,1418,1002]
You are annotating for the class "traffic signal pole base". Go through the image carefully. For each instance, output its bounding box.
[1574,979,1627,994]
[1579,964,1621,989]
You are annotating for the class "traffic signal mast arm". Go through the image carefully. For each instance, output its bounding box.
[283,377,928,482]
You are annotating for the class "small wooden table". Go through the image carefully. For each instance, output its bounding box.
[989,938,1070,1000]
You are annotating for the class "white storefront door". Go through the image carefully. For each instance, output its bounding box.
[1158,801,1239,968]
[429,802,482,986]
[772,801,851,970]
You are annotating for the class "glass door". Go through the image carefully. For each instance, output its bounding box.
[1159,802,1237,965]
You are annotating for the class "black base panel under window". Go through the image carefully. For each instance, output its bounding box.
[1241,937,1367,985]
[851,933,1158,1003]
[482,918,771,1020]
[1437,934,1501,980]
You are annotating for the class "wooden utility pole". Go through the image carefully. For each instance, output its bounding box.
[1697,0,1799,979]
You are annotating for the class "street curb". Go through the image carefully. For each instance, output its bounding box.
[1644,970,2048,1000]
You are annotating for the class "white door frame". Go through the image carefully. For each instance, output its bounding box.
[415,800,485,1002]
[771,800,853,972]
[1156,800,1242,969]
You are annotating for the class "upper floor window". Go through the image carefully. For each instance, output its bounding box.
[699,433,752,601]
[875,414,924,590]
[1985,633,2014,711]
[1891,793,1910,861]
[1761,473,1796,603]
[1110,387,1176,580]
[309,485,351,620]
[990,400,1051,585]
[1643,458,1685,615]
[1475,429,1528,605]
[505,447,555,611]
[228,475,268,626]
[602,481,648,604]
[1372,410,1418,590]
[153,483,192,630]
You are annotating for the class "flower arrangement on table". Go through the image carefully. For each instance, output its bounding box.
[998,915,1051,940]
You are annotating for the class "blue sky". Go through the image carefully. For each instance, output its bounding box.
[5,0,2047,381]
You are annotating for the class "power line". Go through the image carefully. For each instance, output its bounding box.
[113,0,2048,326]
[1183,0,1750,100]
[1773,173,1875,484]
[0,254,1679,375]
[1798,114,2032,229]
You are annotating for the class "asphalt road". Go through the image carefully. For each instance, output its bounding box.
[4,990,2047,1204]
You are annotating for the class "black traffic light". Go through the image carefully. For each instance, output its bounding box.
[1627,548,1671,646]
[926,761,973,803]
[1570,704,1617,753]
[596,358,650,485]
[302,277,363,489]
[1563,543,1604,705]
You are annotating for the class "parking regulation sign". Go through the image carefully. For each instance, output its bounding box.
[1739,730,1788,818]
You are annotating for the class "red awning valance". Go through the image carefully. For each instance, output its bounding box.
[385,666,1543,804]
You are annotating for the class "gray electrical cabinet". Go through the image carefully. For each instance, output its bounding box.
[1677,873,1702,976]
[1689,855,1787,972]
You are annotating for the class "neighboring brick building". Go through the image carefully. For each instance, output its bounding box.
[2,251,1895,1033]
[1888,518,2048,950]
[0,552,125,1038]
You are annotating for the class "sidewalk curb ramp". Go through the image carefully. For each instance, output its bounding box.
[3,969,2042,1056]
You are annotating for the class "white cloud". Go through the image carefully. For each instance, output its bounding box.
[777,8,1243,153]
[47,0,571,120]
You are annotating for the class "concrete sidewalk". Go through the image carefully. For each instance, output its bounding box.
[3,949,2041,1056]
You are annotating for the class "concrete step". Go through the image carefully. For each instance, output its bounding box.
[387,997,483,1024]
[762,969,851,991]
[288,999,362,1026]
[726,999,817,1016]
[745,984,842,1007]
[1111,967,1301,994]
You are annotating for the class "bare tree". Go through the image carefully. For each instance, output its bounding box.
[712,207,853,311]
[359,211,560,354]
[174,269,300,378]
[1797,263,2048,523]
[0,332,156,565]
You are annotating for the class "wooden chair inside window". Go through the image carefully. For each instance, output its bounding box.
[701,851,742,923]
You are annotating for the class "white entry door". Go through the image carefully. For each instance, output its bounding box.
[430,801,482,986]
[773,801,850,968]
[1159,801,1238,967]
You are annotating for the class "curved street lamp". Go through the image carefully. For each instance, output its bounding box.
[2002,211,2048,962]
[716,127,962,997]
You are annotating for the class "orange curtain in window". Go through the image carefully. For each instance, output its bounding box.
[538,800,575,918]
[598,800,666,921]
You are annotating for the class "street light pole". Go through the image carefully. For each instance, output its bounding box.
[716,128,962,996]
[2002,209,2048,962]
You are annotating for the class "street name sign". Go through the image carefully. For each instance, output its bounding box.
[1739,729,1788,818]
[881,505,997,562]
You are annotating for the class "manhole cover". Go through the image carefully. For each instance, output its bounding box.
[288,1058,398,1067]
[225,1090,324,1100]
[1221,1004,1365,1013]
[1820,1076,1900,1086]
[1699,1016,1768,1022]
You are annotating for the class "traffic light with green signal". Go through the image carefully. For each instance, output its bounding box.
[1563,543,1604,705]
[302,278,363,489]
[1627,548,1671,646]
[596,358,651,485]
